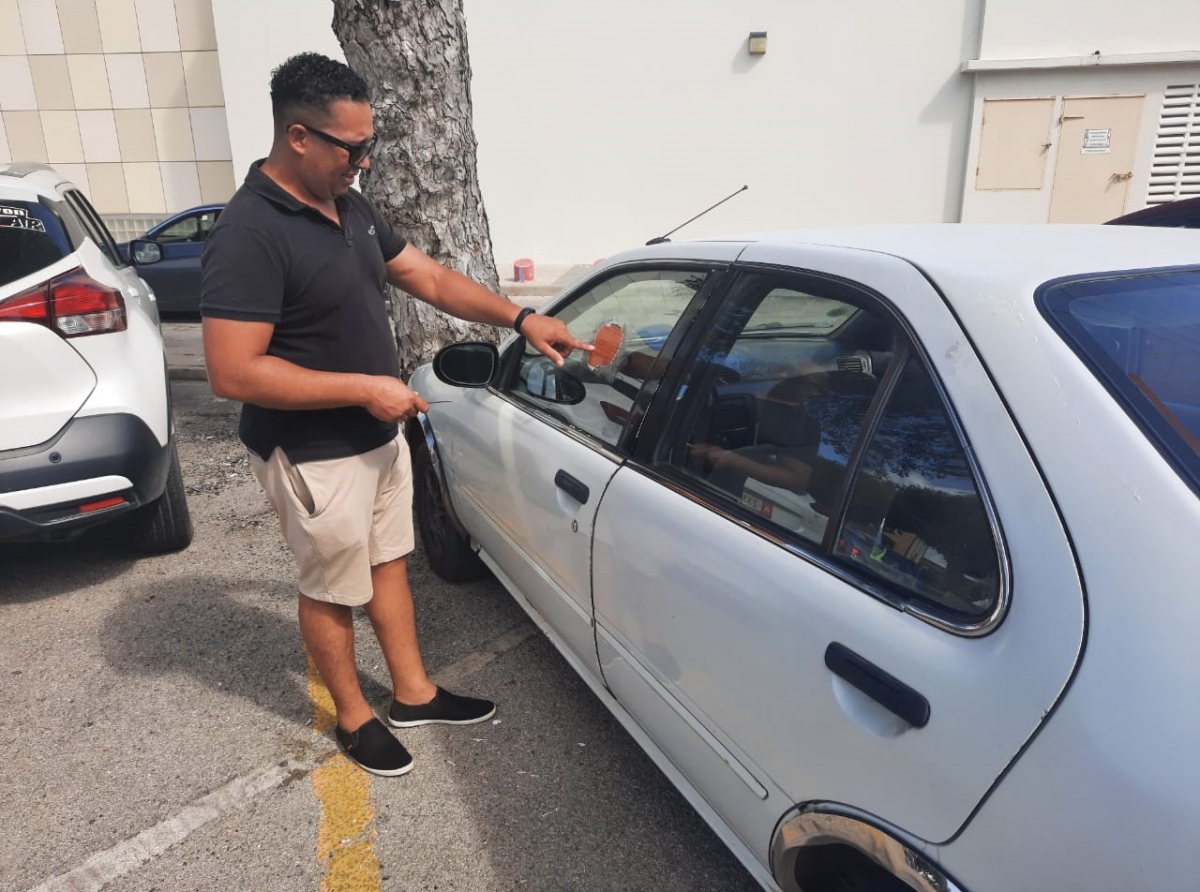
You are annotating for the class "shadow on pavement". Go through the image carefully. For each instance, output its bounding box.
[101,573,312,727]
[0,523,137,602]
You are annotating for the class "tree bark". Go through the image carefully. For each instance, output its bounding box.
[331,0,502,377]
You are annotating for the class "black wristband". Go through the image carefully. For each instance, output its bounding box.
[513,306,536,333]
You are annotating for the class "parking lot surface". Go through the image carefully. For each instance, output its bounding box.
[0,380,758,892]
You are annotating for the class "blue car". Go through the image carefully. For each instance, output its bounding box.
[123,204,223,314]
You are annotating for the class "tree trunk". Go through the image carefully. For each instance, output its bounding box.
[331,0,502,377]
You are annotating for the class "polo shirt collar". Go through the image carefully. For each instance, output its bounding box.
[243,160,348,220]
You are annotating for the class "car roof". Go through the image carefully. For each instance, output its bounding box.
[0,162,71,200]
[627,223,1200,302]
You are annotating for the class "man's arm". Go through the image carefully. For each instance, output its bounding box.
[202,317,428,422]
[385,243,591,366]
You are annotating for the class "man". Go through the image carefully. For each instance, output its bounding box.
[200,52,588,777]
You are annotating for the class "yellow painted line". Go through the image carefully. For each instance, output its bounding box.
[307,654,383,892]
[302,623,535,891]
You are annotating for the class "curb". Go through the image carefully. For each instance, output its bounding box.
[168,366,208,382]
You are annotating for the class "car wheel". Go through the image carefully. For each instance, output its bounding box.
[133,439,194,554]
[413,440,487,582]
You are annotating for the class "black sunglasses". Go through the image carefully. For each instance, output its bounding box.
[298,124,378,167]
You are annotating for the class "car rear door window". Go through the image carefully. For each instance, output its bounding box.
[658,273,894,549]
[651,269,1001,628]
[63,189,125,267]
[504,268,707,449]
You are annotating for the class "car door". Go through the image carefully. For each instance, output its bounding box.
[139,210,218,313]
[591,245,1085,857]
[432,260,730,677]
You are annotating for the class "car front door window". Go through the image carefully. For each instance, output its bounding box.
[505,269,708,448]
[155,215,200,243]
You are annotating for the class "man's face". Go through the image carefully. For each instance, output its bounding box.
[292,99,375,201]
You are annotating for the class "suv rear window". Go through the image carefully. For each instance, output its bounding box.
[0,200,71,289]
[1039,268,1200,493]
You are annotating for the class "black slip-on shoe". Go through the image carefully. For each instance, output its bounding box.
[335,718,414,777]
[387,687,497,728]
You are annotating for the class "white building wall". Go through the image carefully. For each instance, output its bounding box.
[979,0,1200,60]
[209,0,1199,265]
[210,0,345,185]
[461,0,983,264]
[212,0,983,266]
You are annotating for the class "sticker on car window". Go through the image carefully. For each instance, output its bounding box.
[0,205,46,233]
[588,322,625,368]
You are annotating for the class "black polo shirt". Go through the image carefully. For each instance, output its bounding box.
[200,161,407,462]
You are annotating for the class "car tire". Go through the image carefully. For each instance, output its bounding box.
[413,439,487,582]
[133,439,194,554]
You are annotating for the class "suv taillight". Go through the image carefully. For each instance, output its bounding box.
[0,269,126,337]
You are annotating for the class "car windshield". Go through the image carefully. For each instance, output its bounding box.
[1040,268,1200,492]
[0,200,70,289]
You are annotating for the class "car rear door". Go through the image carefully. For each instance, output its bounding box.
[432,258,732,678]
[591,244,1085,852]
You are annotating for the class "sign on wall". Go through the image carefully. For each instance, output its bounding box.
[1082,129,1112,154]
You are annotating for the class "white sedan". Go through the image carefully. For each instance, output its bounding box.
[407,225,1200,892]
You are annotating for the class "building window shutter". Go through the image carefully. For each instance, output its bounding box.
[1148,84,1200,204]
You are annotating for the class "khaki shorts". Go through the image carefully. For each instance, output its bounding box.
[249,435,414,606]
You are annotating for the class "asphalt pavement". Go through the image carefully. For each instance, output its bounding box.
[0,379,760,891]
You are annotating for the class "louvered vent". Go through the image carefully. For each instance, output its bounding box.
[1148,84,1200,205]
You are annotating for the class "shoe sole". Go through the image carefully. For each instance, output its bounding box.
[387,704,497,728]
[354,759,415,777]
[337,748,415,777]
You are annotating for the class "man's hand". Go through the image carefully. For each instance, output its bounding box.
[363,376,429,423]
[521,314,593,367]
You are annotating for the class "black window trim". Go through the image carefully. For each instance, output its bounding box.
[62,188,127,268]
[1036,264,1200,498]
[487,259,732,460]
[629,260,1012,638]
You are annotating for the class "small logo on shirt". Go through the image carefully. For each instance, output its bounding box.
[368,225,376,235]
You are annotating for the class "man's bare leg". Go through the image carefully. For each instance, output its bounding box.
[364,556,438,706]
[298,595,375,732]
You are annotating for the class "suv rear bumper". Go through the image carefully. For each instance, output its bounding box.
[0,413,171,540]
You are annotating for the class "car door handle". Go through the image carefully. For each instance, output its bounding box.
[824,642,930,729]
[554,470,590,505]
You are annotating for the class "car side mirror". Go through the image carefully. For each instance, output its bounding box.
[432,341,499,387]
[131,239,162,265]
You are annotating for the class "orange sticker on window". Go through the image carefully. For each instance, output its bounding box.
[588,322,624,368]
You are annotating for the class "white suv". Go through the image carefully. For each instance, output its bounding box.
[0,163,192,552]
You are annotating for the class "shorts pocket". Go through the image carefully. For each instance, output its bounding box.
[276,449,317,516]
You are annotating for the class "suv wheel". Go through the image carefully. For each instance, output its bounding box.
[133,439,193,554]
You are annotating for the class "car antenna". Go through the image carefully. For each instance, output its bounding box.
[646,185,748,245]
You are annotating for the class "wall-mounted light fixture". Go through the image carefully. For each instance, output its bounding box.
[749,31,768,55]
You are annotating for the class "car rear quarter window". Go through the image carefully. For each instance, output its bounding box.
[0,200,70,288]
[836,356,1001,622]
[1039,268,1200,493]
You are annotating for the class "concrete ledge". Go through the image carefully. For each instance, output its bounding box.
[168,366,209,382]
[963,50,1200,72]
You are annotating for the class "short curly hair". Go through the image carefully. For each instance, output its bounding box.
[270,52,370,132]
